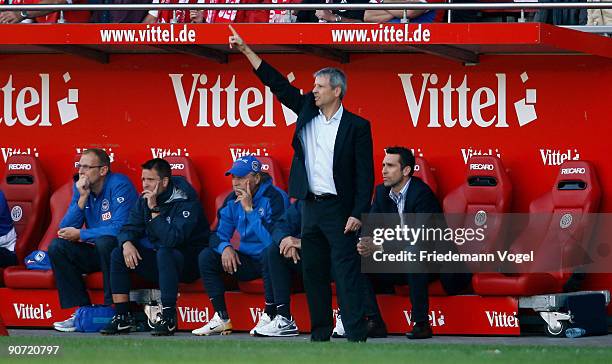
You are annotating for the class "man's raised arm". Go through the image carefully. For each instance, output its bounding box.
[229,25,262,70]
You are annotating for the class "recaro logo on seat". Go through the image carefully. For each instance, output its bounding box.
[8,163,31,171]
[170,163,185,170]
[561,167,586,175]
[470,164,494,171]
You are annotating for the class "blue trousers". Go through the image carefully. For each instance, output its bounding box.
[110,243,201,307]
[48,236,117,309]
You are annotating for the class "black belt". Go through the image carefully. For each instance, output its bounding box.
[307,192,337,202]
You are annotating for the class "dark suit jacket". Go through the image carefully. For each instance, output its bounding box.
[370,177,442,215]
[254,61,374,220]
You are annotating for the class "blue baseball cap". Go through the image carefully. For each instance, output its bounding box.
[24,250,52,270]
[225,155,261,177]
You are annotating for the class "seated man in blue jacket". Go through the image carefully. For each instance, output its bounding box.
[253,199,303,337]
[101,158,210,336]
[0,189,17,267]
[50,149,138,332]
[192,155,289,336]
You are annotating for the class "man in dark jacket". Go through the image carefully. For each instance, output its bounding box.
[101,158,210,336]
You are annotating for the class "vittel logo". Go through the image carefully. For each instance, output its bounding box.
[170,163,185,170]
[485,311,519,328]
[151,147,190,159]
[13,303,52,320]
[1,147,39,163]
[0,72,79,127]
[561,167,586,175]
[398,72,537,128]
[249,307,264,323]
[75,148,115,163]
[540,149,581,166]
[170,73,298,128]
[178,306,210,323]
[403,310,445,327]
[461,148,501,164]
[8,163,31,171]
[230,147,269,162]
[470,164,494,171]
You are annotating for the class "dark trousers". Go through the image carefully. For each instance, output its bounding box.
[401,272,472,323]
[0,247,17,267]
[110,244,201,307]
[301,199,367,341]
[198,247,274,313]
[265,243,302,307]
[48,236,117,309]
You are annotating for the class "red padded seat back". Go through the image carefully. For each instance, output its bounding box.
[38,182,73,251]
[443,156,512,256]
[0,155,49,261]
[165,156,202,197]
[413,157,438,195]
[257,156,286,191]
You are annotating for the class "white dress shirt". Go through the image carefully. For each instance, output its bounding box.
[300,105,343,195]
[389,178,411,226]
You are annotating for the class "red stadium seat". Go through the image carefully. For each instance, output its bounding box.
[395,156,512,297]
[413,156,438,196]
[165,156,202,197]
[473,161,601,296]
[0,155,49,263]
[3,181,73,288]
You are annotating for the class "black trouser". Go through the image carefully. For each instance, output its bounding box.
[372,272,471,324]
[110,243,201,307]
[265,243,302,309]
[301,199,367,342]
[198,247,274,315]
[48,236,117,309]
[0,247,17,267]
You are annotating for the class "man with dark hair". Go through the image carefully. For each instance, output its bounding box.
[192,155,289,336]
[49,148,138,332]
[0,190,17,267]
[101,158,210,336]
[358,146,470,339]
[230,26,374,342]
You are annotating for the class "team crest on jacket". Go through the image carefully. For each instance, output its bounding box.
[101,199,110,212]
[117,197,125,204]
[183,210,190,218]
[258,207,265,217]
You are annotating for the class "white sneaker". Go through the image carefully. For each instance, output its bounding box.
[332,314,346,338]
[249,312,272,336]
[255,315,299,337]
[53,313,76,332]
[192,312,232,336]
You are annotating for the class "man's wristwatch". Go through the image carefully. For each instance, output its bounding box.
[20,11,29,20]
[150,206,161,214]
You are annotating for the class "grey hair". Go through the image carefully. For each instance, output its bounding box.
[313,67,347,100]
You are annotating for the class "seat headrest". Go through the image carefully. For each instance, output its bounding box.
[552,161,600,210]
[165,156,201,195]
[413,157,438,195]
[4,155,45,181]
[257,156,286,190]
[463,156,511,206]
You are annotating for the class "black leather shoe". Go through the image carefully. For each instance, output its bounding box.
[406,321,432,340]
[367,318,388,338]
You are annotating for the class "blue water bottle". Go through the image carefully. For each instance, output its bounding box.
[565,328,586,338]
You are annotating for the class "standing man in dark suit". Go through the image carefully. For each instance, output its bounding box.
[358,146,471,339]
[229,26,374,342]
